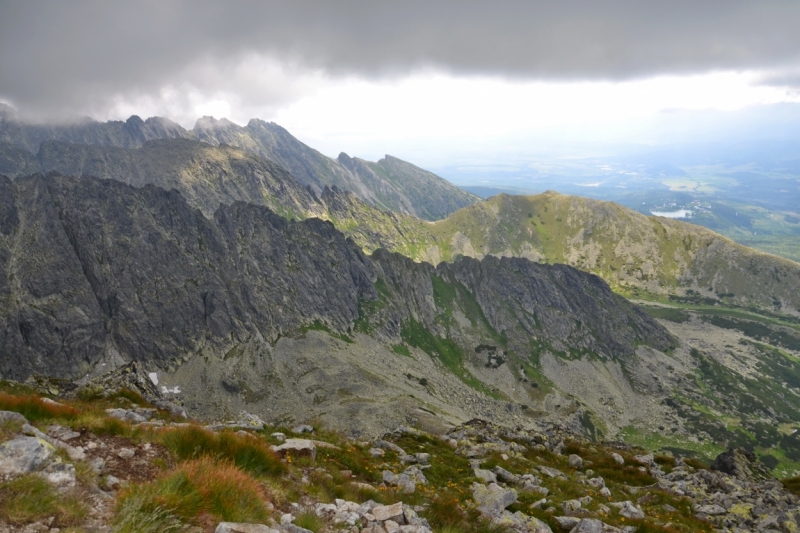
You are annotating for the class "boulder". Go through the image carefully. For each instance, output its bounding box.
[372,502,404,522]
[271,439,316,460]
[39,461,76,487]
[0,410,28,425]
[0,436,55,476]
[497,510,553,533]
[611,453,624,465]
[472,482,517,517]
[474,468,498,484]
[569,518,622,533]
[215,524,278,533]
[610,501,644,520]
[710,448,771,482]
[568,454,583,468]
[555,516,581,530]
[538,466,567,479]
[695,504,726,516]
[375,439,407,455]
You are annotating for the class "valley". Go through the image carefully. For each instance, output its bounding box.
[1,108,800,487]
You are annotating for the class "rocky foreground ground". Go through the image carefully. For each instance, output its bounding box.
[1,377,799,533]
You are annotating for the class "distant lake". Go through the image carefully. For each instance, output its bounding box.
[651,209,692,219]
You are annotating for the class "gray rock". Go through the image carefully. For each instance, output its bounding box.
[611,501,645,520]
[695,504,726,516]
[555,516,581,530]
[117,447,135,460]
[474,468,498,484]
[498,510,553,533]
[0,410,28,425]
[105,475,121,490]
[215,524,278,533]
[292,424,313,434]
[236,412,266,430]
[271,439,316,460]
[105,408,149,424]
[39,461,76,487]
[376,440,407,455]
[283,525,314,533]
[588,477,605,488]
[472,483,517,518]
[271,433,286,442]
[538,466,567,479]
[568,518,622,533]
[568,454,583,468]
[0,436,55,475]
[562,500,582,513]
[493,466,520,484]
[372,502,404,522]
[633,454,654,466]
[710,448,771,482]
[611,453,624,465]
[369,448,385,457]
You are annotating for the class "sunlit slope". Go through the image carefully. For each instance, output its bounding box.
[423,192,800,311]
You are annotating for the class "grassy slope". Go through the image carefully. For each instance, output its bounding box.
[0,384,765,533]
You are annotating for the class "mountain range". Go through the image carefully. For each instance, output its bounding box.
[1,106,800,474]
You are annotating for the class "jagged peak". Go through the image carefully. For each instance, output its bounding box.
[193,115,240,130]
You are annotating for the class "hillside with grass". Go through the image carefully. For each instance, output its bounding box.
[1,379,799,533]
[421,192,800,313]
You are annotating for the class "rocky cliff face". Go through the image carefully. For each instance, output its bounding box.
[0,108,478,221]
[0,173,675,435]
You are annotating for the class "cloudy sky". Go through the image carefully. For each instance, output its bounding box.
[2,0,800,166]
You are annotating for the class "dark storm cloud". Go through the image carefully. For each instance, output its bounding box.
[2,0,800,118]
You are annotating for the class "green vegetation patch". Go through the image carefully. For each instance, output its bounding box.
[0,475,88,528]
[401,319,500,398]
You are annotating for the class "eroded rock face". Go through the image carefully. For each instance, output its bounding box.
[0,174,672,396]
[710,447,771,482]
[0,436,55,475]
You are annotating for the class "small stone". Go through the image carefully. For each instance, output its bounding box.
[117,448,135,459]
[599,487,611,498]
[695,504,726,516]
[472,483,517,518]
[372,502,404,522]
[280,513,294,525]
[562,500,582,513]
[384,520,400,533]
[0,436,55,475]
[633,454,653,466]
[271,439,316,460]
[40,462,76,487]
[292,424,314,434]
[215,523,278,533]
[271,432,286,442]
[105,475,121,490]
[369,448,385,457]
[554,516,581,530]
[568,454,583,468]
[0,410,29,425]
[611,453,624,465]
[473,468,497,484]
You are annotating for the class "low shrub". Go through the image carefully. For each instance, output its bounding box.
[116,459,272,527]
[0,475,87,527]
[294,509,323,532]
[0,392,78,421]
[157,425,286,478]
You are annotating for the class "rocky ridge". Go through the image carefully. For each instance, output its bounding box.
[0,173,673,437]
[0,107,479,221]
